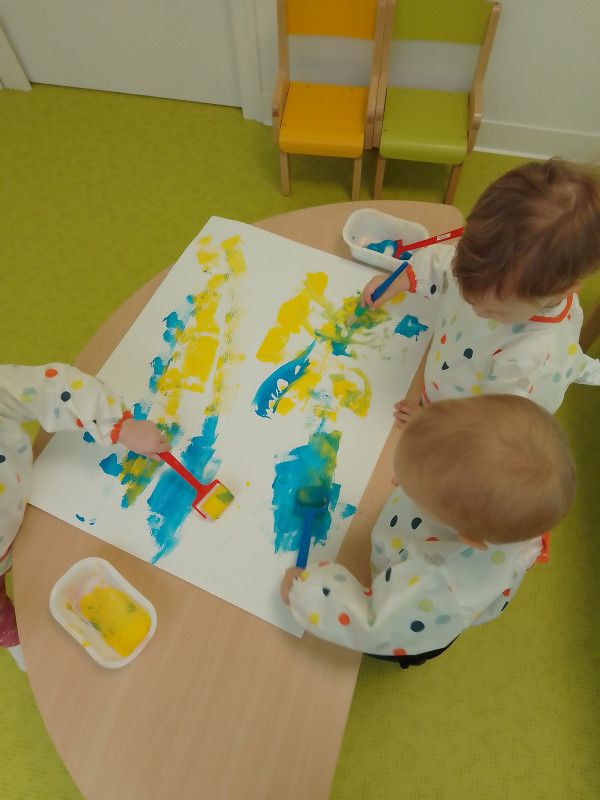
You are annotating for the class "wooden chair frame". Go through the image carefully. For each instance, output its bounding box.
[272,0,387,200]
[373,0,501,204]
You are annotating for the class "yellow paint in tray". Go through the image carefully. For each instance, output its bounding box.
[79,585,151,657]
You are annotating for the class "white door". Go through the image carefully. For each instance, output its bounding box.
[0,0,241,106]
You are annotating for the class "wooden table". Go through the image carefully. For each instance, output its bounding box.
[14,200,463,800]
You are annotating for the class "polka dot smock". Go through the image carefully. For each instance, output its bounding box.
[288,488,543,656]
[0,364,128,575]
[405,244,600,413]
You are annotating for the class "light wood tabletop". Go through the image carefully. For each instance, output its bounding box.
[14,200,463,800]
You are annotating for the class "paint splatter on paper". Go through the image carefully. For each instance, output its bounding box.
[98,234,247,561]
[395,314,429,340]
[253,271,404,556]
[30,217,435,637]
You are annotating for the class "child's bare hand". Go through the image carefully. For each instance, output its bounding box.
[281,567,304,604]
[359,270,410,310]
[360,276,388,309]
[394,400,422,426]
[118,418,170,457]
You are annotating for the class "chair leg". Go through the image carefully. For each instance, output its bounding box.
[373,153,386,199]
[445,163,463,204]
[352,156,363,201]
[279,152,290,196]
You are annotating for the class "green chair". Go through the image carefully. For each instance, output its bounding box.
[373,0,501,203]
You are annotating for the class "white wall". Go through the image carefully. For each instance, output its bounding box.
[0,0,241,105]
[249,0,600,160]
[477,0,600,159]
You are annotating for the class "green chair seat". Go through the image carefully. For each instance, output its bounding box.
[379,87,469,165]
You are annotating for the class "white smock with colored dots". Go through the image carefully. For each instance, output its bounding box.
[0,364,127,576]
[288,487,542,656]
[402,244,599,413]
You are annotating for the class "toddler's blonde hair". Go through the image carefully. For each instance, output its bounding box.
[394,395,576,543]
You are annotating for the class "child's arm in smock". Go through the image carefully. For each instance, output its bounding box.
[0,363,168,455]
[486,344,597,414]
[282,558,464,655]
[359,243,456,310]
[574,354,600,385]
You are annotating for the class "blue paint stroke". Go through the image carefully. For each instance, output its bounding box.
[314,328,352,357]
[99,453,123,477]
[163,310,186,346]
[253,341,316,418]
[149,357,167,393]
[394,315,429,340]
[133,401,150,419]
[75,513,85,522]
[366,238,397,255]
[82,431,95,443]
[271,429,341,554]
[340,503,357,518]
[150,296,195,392]
[146,416,222,563]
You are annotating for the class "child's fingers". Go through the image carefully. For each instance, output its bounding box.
[361,277,385,308]
[395,399,420,411]
[393,409,411,425]
[359,288,374,308]
[281,567,303,604]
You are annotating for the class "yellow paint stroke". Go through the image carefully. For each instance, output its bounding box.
[221,234,247,275]
[156,234,248,422]
[204,237,247,416]
[256,271,385,420]
[273,396,294,415]
[121,453,162,507]
[313,405,338,422]
[155,273,226,417]
[274,364,322,416]
[331,368,371,416]
[257,273,328,363]
[197,236,219,268]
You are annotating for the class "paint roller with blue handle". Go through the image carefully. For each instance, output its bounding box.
[295,486,330,569]
[347,226,465,325]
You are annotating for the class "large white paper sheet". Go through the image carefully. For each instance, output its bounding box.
[30,217,435,635]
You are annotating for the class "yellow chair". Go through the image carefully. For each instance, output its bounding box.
[373,0,501,203]
[273,0,387,200]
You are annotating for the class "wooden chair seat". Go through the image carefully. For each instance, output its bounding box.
[280,83,369,158]
[380,87,469,164]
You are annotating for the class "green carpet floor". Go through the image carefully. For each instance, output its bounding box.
[1,84,598,800]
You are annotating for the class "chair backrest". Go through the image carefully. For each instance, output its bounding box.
[283,0,378,39]
[275,0,386,148]
[373,0,500,147]
[391,0,493,45]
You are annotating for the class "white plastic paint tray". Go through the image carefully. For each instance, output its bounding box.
[342,208,429,272]
[50,557,157,668]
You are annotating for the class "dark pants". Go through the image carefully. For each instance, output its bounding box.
[366,638,456,669]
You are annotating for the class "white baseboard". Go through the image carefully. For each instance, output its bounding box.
[476,120,600,161]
